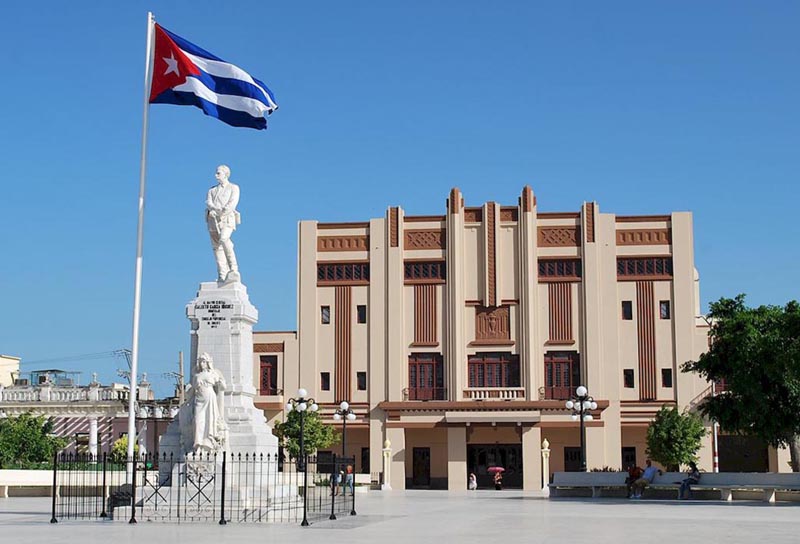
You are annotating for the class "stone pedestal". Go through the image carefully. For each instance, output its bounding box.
[160,281,278,462]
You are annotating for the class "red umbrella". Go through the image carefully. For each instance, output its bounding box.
[487,466,505,474]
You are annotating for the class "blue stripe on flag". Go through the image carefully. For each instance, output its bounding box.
[191,71,274,110]
[152,89,268,130]
[160,25,223,62]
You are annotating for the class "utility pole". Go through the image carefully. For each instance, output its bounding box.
[162,351,186,405]
[178,351,185,405]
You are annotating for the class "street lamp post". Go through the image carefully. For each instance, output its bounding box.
[332,401,357,459]
[285,388,319,527]
[333,401,357,516]
[565,385,597,472]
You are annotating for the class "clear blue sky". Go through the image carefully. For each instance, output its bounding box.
[1,1,798,396]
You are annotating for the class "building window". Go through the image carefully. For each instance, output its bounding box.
[564,447,582,472]
[662,368,673,388]
[621,447,637,469]
[317,262,370,285]
[617,257,673,279]
[321,305,330,324]
[404,261,446,282]
[468,353,520,388]
[660,300,671,319]
[357,371,367,391]
[621,301,633,320]
[357,305,367,324]
[623,369,635,388]
[361,447,370,474]
[408,353,446,400]
[538,259,582,280]
[320,372,330,391]
[544,351,580,399]
[259,355,278,395]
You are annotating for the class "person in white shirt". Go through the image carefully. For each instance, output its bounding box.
[631,459,662,498]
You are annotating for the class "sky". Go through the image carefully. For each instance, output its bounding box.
[1,1,798,397]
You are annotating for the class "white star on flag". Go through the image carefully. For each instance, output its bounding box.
[163,52,180,76]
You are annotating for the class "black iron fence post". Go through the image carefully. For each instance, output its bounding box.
[100,453,108,518]
[50,452,58,523]
[129,455,138,524]
[351,465,357,516]
[301,452,309,526]
[329,454,337,520]
[219,451,228,525]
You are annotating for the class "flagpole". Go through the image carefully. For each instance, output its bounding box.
[127,11,156,470]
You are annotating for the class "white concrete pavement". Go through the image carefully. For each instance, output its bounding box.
[2,490,800,543]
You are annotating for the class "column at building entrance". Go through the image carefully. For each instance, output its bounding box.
[447,426,467,490]
[521,425,542,491]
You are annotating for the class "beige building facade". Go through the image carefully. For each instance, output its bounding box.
[251,187,789,490]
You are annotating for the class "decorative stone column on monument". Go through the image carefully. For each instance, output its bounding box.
[185,281,278,457]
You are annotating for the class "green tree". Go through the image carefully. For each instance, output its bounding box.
[274,410,338,459]
[646,406,706,471]
[682,295,800,471]
[0,413,67,469]
[109,435,139,464]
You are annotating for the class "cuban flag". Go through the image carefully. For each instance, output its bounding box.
[149,24,278,129]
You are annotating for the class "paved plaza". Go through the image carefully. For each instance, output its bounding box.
[2,491,800,543]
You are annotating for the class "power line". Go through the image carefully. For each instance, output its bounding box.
[19,349,130,367]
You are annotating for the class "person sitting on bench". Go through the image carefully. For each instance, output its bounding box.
[631,459,662,498]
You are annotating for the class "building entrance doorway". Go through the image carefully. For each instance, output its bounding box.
[467,444,522,488]
[412,447,431,487]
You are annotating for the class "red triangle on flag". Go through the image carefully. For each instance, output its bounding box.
[149,23,201,102]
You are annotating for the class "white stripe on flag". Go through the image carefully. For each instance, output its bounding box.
[181,50,278,110]
[173,77,271,118]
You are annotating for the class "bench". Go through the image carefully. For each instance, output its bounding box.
[549,471,800,502]
[0,469,55,497]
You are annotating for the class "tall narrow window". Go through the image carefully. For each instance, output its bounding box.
[321,305,330,324]
[259,355,278,395]
[320,372,330,391]
[661,368,673,388]
[623,369,635,388]
[621,301,633,320]
[408,353,445,400]
[660,300,671,319]
[357,371,367,391]
[357,305,367,324]
[544,352,580,399]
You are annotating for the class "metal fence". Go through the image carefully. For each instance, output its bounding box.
[50,452,356,525]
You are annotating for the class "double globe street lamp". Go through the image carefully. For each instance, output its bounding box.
[286,388,318,526]
[565,386,597,472]
[332,401,357,459]
[332,401,357,516]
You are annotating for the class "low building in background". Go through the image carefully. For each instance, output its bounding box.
[0,366,176,457]
[0,355,21,387]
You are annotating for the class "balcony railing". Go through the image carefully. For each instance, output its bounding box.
[463,387,525,400]
[543,386,572,400]
[257,388,283,397]
[0,385,129,403]
[403,387,448,401]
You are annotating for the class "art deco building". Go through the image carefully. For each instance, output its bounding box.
[253,186,719,490]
